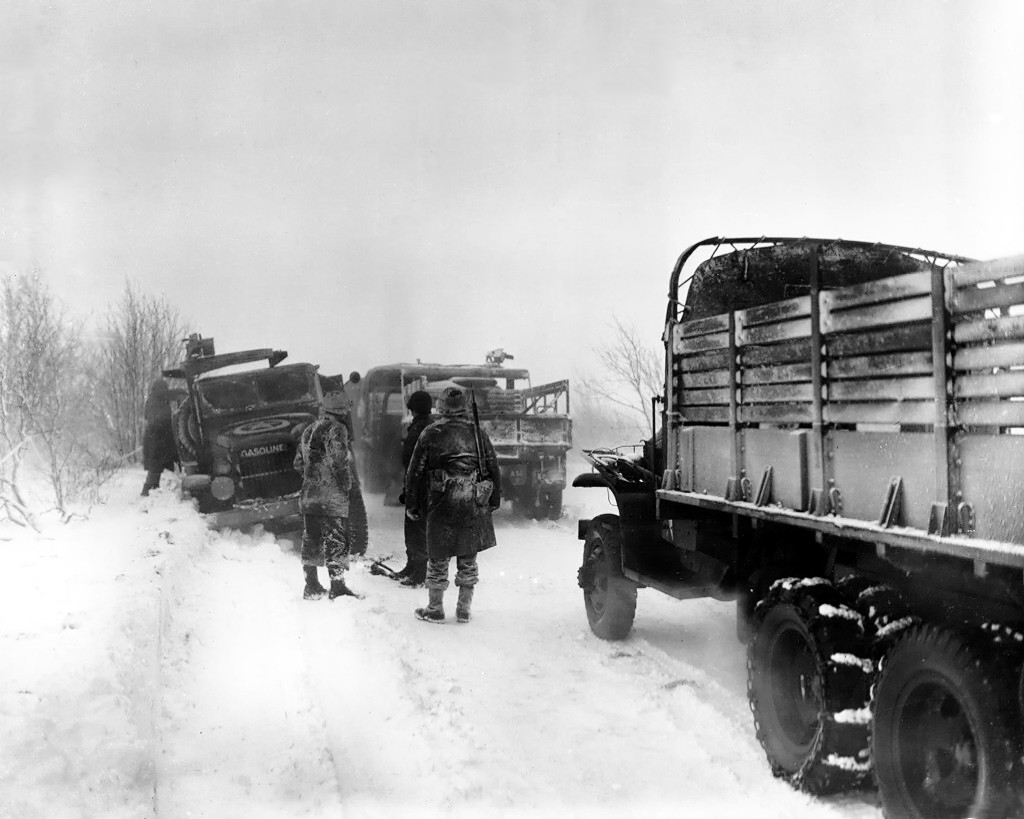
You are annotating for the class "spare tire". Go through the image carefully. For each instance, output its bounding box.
[174,402,200,462]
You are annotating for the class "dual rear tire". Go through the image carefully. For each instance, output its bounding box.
[749,578,1021,817]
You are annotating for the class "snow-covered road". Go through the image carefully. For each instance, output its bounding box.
[1,472,884,818]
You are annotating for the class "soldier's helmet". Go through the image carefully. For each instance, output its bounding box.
[407,390,433,415]
[437,386,468,416]
[322,390,351,417]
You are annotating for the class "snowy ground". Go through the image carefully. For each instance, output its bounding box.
[0,462,885,819]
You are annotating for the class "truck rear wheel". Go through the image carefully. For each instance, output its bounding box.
[747,579,872,793]
[872,625,1016,819]
[579,515,636,640]
[542,488,563,520]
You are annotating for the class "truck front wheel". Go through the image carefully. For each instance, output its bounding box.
[872,625,1016,819]
[747,579,872,793]
[578,515,636,640]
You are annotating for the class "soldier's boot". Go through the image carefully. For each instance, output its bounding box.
[400,561,427,588]
[303,566,326,600]
[415,588,445,623]
[328,575,364,600]
[391,562,413,581]
[456,586,474,623]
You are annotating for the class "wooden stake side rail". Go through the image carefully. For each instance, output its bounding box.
[666,250,1024,545]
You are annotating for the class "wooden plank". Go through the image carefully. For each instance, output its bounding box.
[828,324,932,357]
[681,387,731,406]
[822,294,932,334]
[954,371,1024,399]
[741,362,814,385]
[679,405,730,424]
[953,341,1024,372]
[676,330,730,355]
[950,281,1024,315]
[828,351,933,380]
[742,383,815,404]
[678,349,733,373]
[953,315,1024,345]
[950,254,1024,288]
[738,295,811,328]
[828,376,934,402]
[737,317,812,346]
[741,338,813,366]
[738,404,814,424]
[682,370,730,389]
[825,401,936,425]
[955,400,1024,427]
[678,313,731,338]
[821,270,932,311]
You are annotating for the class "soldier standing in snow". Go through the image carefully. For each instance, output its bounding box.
[293,390,362,600]
[141,378,179,496]
[392,390,434,587]
[317,374,368,557]
[404,386,500,623]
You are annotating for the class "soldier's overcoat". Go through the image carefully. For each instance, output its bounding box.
[293,416,351,517]
[405,415,501,560]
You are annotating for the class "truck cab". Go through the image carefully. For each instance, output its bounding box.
[163,334,321,532]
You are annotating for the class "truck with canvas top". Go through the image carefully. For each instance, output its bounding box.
[572,237,1024,818]
[163,334,321,532]
[355,350,572,519]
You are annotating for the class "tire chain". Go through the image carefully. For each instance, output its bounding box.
[748,577,873,794]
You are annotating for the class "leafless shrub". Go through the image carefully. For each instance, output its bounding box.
[0,270,90,524]
[578,316,663,437]
[93,281,187,459]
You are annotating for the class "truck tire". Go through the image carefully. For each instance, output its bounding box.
[872,624,1017,819]
[747,579,872,794]
[837,577,917,660]
[348,486,368,556]
[174,403,199,462]
[579,515,637,640]
[543,488,563,520]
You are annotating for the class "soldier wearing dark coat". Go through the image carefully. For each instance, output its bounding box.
[393,390,434,586]
[141,378,179,496]
[293,390,362,600]
[405,386,501,623]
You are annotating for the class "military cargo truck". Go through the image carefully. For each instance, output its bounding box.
[163,334,320,532]
[355,351,572,518]
[573,237,1024,817]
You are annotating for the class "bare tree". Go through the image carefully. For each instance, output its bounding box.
[94,281,188,458]
[579,316,662,436]
[0,270,88,524]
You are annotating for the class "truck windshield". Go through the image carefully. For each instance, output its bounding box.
[198,367,315,411]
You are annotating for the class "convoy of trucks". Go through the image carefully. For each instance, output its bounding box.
[161,233,1024,816]
[573,237,1024,818]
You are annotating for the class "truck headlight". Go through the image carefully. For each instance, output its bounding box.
[211,476,235,501]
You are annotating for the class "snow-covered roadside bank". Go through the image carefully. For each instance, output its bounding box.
[1,473,174,819]
[1,468,882,818]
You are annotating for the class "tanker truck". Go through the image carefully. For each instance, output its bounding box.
[573,237,1024,818]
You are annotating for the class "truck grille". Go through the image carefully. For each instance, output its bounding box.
[237,446,301,499]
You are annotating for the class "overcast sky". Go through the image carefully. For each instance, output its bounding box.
[2,1,1022,385]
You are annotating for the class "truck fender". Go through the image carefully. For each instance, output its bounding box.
[572,472,613,490]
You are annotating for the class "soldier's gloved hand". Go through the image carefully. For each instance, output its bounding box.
[406,507,421,521]
[398,492,406,505]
